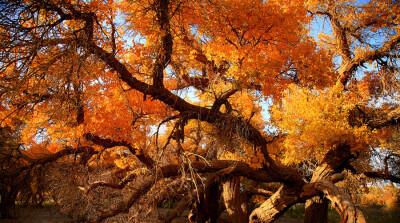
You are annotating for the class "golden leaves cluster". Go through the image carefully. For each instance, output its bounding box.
[271,84,384,164]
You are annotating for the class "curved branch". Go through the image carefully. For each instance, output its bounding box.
[90,173,155,223]
[1,146,97,178]
[314,180,366,223]
[85,171,138,194]
[338,31,400,86]
[85,38,300,183]
[366,109,400,129]
[84,133,154,168]
[363,171,400,184]
[211,89,238,112]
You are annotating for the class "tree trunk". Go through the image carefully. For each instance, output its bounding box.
[0,187,17,219]
[303,164,331,223]
[304,196,328,223]
[222,177,250,223]
[189,181,220,223]
[314,180,366,223]
[304,144,355,223]
[249,185,303,223]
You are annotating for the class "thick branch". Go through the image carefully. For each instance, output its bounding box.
[30,146,96,165]
[314,180,366,223]
[363,171,400,184]
[326,0,352,62]
[0,146,97,178]
[90,173,155,223]
[85,171,138,194]
[250,185,305,223]
[85,40,293,181]
[84,133,154,168]
[338,32,400,85]
[152,0,172,87]
[310,143,354,183]
[366,109,400,129]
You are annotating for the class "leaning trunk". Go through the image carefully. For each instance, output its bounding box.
[222,177,250,223]
[314,180,366,223]
[250,185,303,222]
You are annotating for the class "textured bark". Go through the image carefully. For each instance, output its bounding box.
[90,174,156,223]
[304,196,328,223]
[249,185,304,223]
[314,180,366,223]
[222,177,250,223]
[303,165,331,223]
[189,181,220,223]
[163,168,233,223]
[303,143,353,223]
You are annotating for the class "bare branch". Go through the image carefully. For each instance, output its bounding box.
[85,171,138,194]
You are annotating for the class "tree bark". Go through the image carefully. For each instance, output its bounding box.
[222,177,250,223]
[190,181,220,223]
[249,185,303,223]
[304,196,328,223]
[314,180,366,223]
[303,164,332,223]
[304,143,354,223]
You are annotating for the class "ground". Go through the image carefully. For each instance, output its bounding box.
[0,207,301,223]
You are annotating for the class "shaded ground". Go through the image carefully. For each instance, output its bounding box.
[0,207,300,223]
[2,203,399,223]
[0,206,72,223]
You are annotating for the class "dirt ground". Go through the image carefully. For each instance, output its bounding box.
[0,207,301,223]
[0,207,72,223]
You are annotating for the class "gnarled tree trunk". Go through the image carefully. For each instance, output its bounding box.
[249,185,303,222]
[314,180,366,223]
[189,181,220,223]
[305,143,355,223]
[222,177,250,223]
[304,196,328,223]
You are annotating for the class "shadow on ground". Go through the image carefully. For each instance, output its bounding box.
[0,207,300,223]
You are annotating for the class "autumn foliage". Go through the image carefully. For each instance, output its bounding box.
[1,0,400,222]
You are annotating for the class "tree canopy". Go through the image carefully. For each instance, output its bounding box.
[0,0,400,222]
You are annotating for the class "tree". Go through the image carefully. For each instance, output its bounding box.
[0,125,23,218]
[0,0,399,222]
